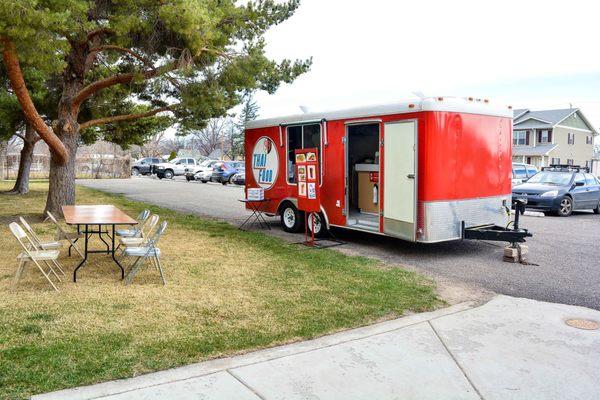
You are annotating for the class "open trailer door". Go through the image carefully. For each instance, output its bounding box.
[383,120,417,241]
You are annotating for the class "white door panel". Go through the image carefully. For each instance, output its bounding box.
[383,121,416,240]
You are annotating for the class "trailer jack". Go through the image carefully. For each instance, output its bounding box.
[462,199,534,264]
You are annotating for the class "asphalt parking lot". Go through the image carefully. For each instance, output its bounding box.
[78,177,600,310]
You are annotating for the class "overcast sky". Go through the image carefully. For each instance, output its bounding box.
[253,0,600,139]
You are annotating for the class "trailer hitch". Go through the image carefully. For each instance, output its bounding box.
[462,198,532,244]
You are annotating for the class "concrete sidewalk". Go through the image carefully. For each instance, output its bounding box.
[33,296,600,400]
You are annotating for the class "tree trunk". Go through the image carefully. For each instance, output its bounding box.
[9,124,39,194]
[44,130,77,216]
[44,46,88,217]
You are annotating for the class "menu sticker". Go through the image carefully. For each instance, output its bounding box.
[307,182,316,199]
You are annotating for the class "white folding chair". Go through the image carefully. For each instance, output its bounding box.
[123,221,167,285]
[10,222,63,291]
[117,214,159,254]
[116,210,151,238]
[46,211,84,259]
[19,217,63,251]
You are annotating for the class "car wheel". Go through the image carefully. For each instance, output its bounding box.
[132,167,140,176]
[228,175,236,185]
[280,203,304,233]
[307,212,328,238]
[594,201,600,214]
[163,170,174,179]
[557,196,573,217]
[186,176,192,182]
[201,179,207,183]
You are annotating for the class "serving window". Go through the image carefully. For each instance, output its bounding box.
[286,123,322,184]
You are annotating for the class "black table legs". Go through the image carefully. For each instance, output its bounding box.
[239,201,271,231]
[73,224,89,282]
[111,224,125,279]
[73,224,125,282]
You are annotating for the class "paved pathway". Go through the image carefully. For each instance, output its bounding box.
[33,296,600,400]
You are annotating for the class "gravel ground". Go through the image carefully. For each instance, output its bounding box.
[78,177,600,310]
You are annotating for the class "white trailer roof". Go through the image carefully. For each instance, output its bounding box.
[246,97,513,129]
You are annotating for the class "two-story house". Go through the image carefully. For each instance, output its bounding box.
[512,108,597,169]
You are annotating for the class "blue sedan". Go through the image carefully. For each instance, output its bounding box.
[512,167,600,216]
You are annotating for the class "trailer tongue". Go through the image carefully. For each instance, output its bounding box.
[462,198,531,243]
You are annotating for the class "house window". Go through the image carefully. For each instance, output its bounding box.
[551,158,560,165]
[567,159,574,166]
[586,136,593,145]
[513,131,528,146]
[567,133,575,145]
[538,130,551,144]
[286,123,322,184]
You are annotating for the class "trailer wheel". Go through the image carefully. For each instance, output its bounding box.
[307,212,328,238]
[280,203,303,233]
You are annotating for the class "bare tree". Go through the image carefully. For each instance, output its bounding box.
[135,132,166,158]
[191,118,231,157]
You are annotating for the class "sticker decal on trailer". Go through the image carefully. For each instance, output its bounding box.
[252,137,279,189]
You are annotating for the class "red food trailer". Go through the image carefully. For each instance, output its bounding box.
[244,97,530,243]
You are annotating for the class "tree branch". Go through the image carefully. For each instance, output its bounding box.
[0,37,69,164]
[88,45,151,65]
[71,62,179,113]
[87,27,112,41]
[79,105,174,130]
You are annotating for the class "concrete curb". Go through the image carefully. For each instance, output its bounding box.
[32,301,477,400]
[510,209,545,217]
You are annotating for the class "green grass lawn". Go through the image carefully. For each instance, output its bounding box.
[0,181,441,399]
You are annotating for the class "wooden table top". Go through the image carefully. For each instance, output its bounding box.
[62,205,138,225]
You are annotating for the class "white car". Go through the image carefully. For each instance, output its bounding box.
[154,157,199,179]
[512,163,538,186]
[185,159,219,182]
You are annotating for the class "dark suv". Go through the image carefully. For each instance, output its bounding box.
[512,165,600,216]
[132,157,162,176]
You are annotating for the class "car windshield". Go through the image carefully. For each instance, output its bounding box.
[200,160,213,167]
[527,171,572,186]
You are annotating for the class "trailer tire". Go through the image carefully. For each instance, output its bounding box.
[280,202,304,233]
[307,212,328,238]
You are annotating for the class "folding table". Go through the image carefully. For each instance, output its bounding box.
[238,198,271,230]
[62,205,137,282]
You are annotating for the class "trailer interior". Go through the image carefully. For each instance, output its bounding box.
[346,123,380,232]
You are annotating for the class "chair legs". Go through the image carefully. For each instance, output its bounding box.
[14,259,60,292]
[124,255,166,285]
[153,256,166,285]
[13,259,26,289]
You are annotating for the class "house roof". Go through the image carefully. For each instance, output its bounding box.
[514,108,575,126]
[512,109,529,120]
[513,108,598,135]
[512,143,558,156]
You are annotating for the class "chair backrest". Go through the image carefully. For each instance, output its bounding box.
[19,217,42,244]
[9,222,38,253]
[142,215,160,237]
[137,209,151,222]
[147,221,167,249]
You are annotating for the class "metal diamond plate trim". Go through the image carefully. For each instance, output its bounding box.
[419,195,510,243]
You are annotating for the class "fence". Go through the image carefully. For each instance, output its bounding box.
[3,154,132,179]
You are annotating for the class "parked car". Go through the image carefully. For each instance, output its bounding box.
[185,159,219,182]
[231,170,245,185]
[154,157,199,179]
[132,157,162,176]
[512,165,600,216]
[512,163,538,186]
[210,161,245,184]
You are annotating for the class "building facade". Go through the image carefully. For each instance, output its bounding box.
[512,108,597,169]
